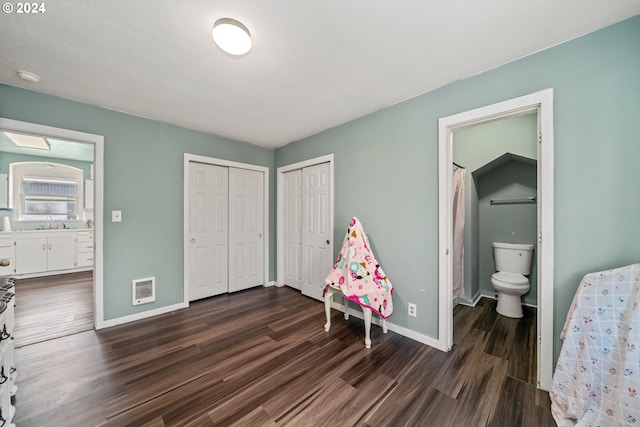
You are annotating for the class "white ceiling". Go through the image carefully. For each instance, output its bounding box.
[0,1,638,149]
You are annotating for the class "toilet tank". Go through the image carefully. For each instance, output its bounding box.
[493,242,534,275]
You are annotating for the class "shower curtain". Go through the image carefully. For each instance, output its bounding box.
[452,167,466,298]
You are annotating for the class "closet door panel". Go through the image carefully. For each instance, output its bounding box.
[301,162,331,301]
[283,170,303,289]
[188,162,228,300]
[229,167,264,292]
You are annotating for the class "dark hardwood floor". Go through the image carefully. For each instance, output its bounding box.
[13,286,555,426]
[13,271,94,347]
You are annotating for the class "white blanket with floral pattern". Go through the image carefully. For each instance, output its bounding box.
[550,263,640,426]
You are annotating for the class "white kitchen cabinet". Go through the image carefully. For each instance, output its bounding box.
[0,237,13,277]
[14,238,46,274]
[47,236,76,271]
[76,230,94,268]
[15,233,76,274]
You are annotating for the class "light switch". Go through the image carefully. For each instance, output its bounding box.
[112,210,122,222]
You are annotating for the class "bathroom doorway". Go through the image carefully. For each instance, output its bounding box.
[452,113,538,308]
[437,89,554,390]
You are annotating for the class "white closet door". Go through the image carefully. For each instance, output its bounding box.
[188,162,228,301]
[301,162,331,301]
[283,170,303,289]
[229,167,264,292]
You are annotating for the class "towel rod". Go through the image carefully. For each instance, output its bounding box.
[453,161,465,169]
[490,196,536,205]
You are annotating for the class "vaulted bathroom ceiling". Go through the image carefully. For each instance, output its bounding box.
[0,1,638,148]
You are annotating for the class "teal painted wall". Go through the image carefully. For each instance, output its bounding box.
[276,16,640,361]
[453,113,537,303]
[0,84,275,320]
[453,113,537,170]
[0,152,93,179]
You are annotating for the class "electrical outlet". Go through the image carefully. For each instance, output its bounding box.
[112,210,122,222]
[408,303,417,317]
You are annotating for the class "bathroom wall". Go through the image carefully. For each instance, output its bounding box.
[477,158,538,305]
[452,113,537,303]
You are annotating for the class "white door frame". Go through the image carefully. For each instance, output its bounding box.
[277,154,334,287]
[437,89,554,390]
[183,153,269,303]
[0,117,105,329]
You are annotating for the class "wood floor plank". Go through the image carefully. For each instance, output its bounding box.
[488,376,556,427]
[13,288,555,426]
[13,271,93,347]
[508,306,537,385]
[450,350,508,426]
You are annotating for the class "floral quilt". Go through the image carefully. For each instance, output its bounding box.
[550,263,640,426]
[324,217,393,319]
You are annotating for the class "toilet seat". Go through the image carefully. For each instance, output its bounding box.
[492,271,528,286]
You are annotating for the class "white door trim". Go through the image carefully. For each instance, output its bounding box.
[0,117,105,329]
[184,153,269,303]
[437,89,554,390]
[277,154,334,287]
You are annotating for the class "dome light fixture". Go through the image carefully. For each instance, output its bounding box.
[17,70,41,83]
[212,18,252,56]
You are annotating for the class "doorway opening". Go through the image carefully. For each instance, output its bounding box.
[0,116,104,339]
[437,89,554,390]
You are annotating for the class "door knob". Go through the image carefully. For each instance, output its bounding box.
[190,238,196,243]
[259,233,263,238]
[326,240,330,244]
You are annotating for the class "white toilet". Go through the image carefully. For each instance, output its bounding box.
[491,242,534,318]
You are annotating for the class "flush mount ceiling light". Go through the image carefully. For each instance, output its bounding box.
[3,131,51,150]
[212,18,252,56]
[17,70,41,83]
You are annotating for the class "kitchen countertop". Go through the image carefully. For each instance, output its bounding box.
[0,229,92,234]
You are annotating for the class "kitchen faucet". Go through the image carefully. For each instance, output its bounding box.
[44,215,53,229]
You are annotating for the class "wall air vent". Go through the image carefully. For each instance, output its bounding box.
[132,277,155,305]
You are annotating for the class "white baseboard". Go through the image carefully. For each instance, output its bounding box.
[328,301,448,352]
[264,281,280,287]
[456,290,482,307]
[471,291,483,306]
[97,301,188,329]
[14,267,94,280]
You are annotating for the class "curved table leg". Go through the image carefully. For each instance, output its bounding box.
[325,286,382,349]
[324,287,335,332]
[363,307,372,349]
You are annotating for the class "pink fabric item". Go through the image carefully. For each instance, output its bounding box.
[452,167,466,298]
[324,217,393,319]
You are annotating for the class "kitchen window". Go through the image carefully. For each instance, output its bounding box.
[9,162,84,221]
